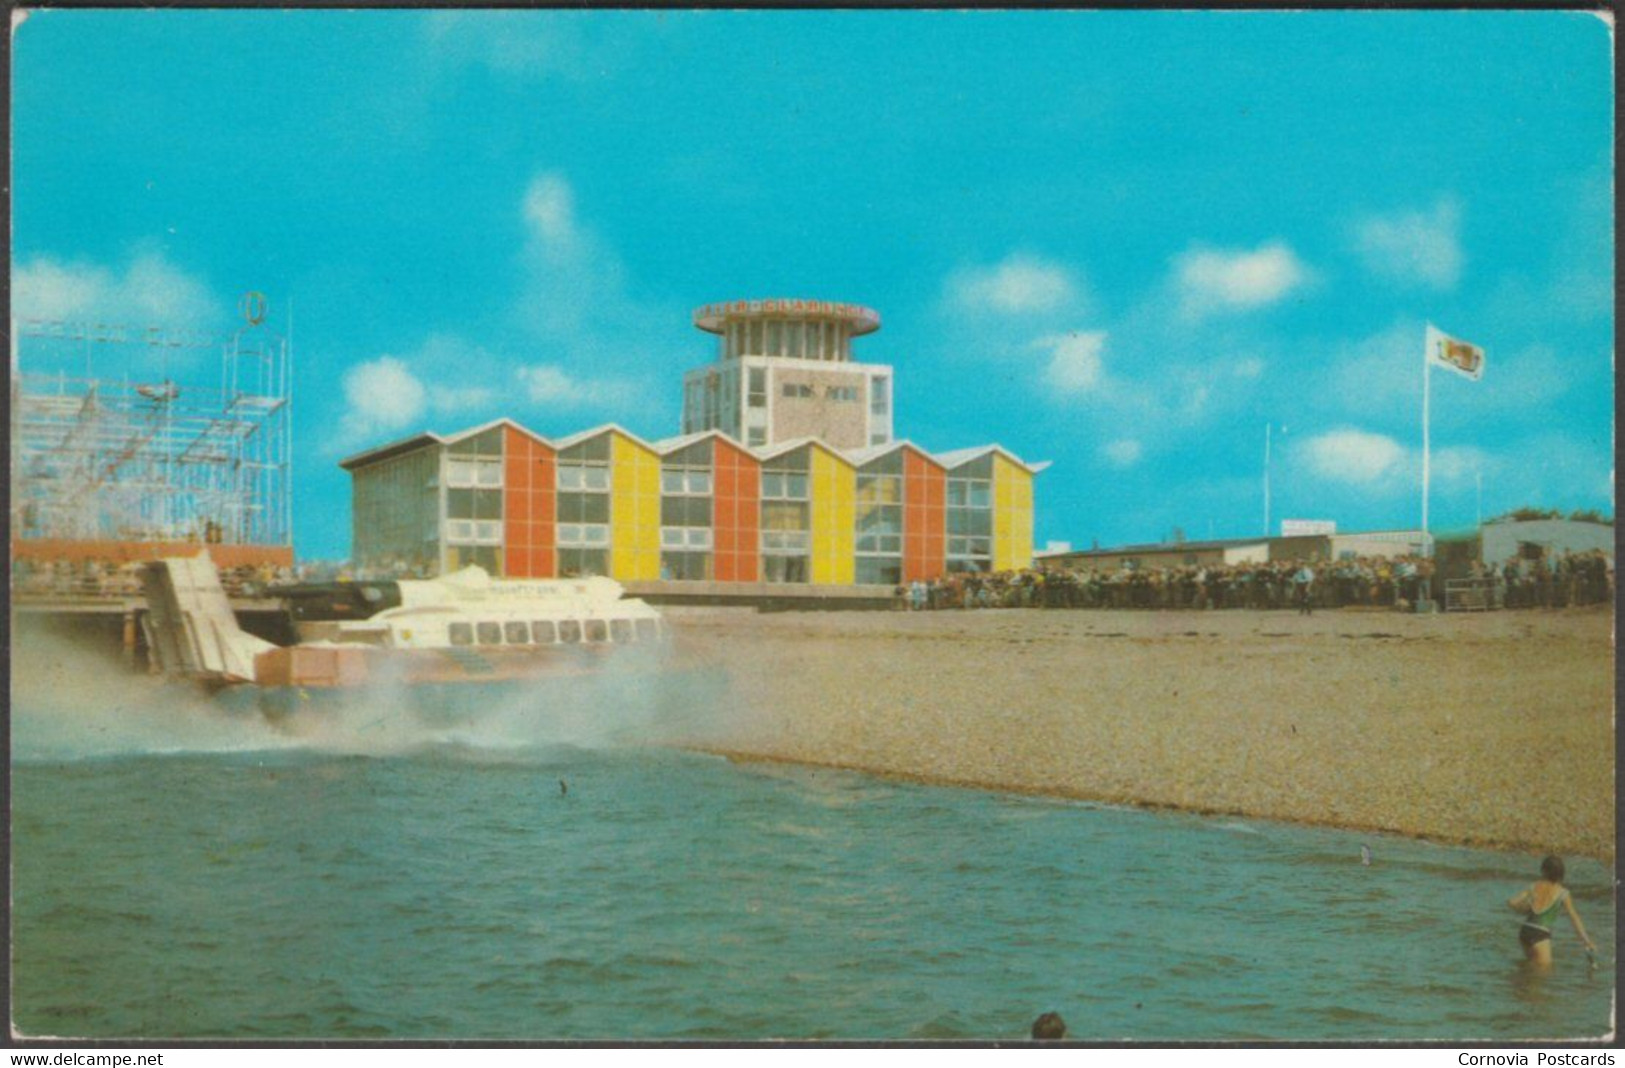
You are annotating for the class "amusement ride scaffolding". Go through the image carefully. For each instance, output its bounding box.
[11,293,293,555]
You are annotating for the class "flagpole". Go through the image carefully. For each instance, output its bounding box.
[1422,328,1431,554]
[1421,326,1433,612]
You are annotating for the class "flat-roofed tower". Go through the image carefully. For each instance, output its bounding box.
[681,299,893,450]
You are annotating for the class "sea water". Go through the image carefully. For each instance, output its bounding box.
[10,669,1615,1041]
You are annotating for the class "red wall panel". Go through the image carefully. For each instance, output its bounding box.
[503,426,556,579]
[712,437,760,583]
[902,449,946,582]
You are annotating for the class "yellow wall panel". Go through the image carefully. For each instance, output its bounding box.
[809,447,856,585]
[992,454,1035,572]
[609,432,662,581]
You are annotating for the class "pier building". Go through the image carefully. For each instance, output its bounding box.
[341,421,1039,586]
[342,298,1039,587]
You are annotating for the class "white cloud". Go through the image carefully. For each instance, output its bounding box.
[1103,439,1143,467]
[433,386,498,413]
[1300,428,1407,486]
[1352,198,1462,289]
[1173,241,1308,316]
[343,356,428,439]
[423,12,585,78]
[522,172,581,252]
[12,252,218,327]
[1036,331,1107,395]
[947,254,1084,315]
[1231,357,1265,379]
[516,363,635,408]
[513,169,669,368]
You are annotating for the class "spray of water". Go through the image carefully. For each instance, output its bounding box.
[12,621,738,765]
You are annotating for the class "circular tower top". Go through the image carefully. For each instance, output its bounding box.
[692,299,881,337]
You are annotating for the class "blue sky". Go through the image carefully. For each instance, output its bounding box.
[13,10,1614,560]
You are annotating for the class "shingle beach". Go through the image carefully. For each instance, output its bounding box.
[669,606,1614,861]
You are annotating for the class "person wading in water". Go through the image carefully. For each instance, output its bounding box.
[1508,855,1597,967]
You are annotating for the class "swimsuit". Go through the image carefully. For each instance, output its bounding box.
[1519,886,1567,946]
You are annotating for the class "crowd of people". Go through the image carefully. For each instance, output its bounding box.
[1461,550,1614,609]
[11,557,306,600]
[898,550,1613,612]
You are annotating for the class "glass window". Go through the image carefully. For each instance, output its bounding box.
[634,619,659,642]
[476,622,502,645]
[763,555,808,583]
[585,619,609,643]
[558,463,610,491]
[747,428,766,447]
[475,461,502,487]
[610,619,634,644]
[504,621,529,644]
[661,496,711,527]
[762,500,809,532]
[447,458,475,486]
[763,468,809,497]
[449,622,473,646]
[767,320,782,356]
[557,492,610,524]
[762,530,811,552]
[661,551,711,581]
[558,549,607,577]
[856,557,902,585]
[532,620,557,644]
[559,620,583,644]
[748,368,766,406]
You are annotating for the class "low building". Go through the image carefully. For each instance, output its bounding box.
[1037,538,1271,572]
[1039,528,1428,572]
[1433,517,1615,579]
[340,420,1040,585]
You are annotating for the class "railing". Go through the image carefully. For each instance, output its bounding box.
[1444,578,1493,612]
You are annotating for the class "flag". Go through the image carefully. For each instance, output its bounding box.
[1425,324,1484,381]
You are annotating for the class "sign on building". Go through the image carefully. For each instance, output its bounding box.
[1281,519,1337,537]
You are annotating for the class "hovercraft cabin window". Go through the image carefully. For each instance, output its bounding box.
[504,621,530,644]
[449,622,473,646]
[477,622,502,645]
[585,619,609,643]
[532,620,557,644]
[559,620,583,644]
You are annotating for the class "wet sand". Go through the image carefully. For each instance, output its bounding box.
[669,606,1615,861]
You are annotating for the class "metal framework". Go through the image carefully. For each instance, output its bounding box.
[11,299,293,549]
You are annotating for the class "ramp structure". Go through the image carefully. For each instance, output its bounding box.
[140,553,275,682]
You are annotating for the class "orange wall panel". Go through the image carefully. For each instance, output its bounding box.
[713,437,760,583]
[503,426,557,578]
[902,449,946,582]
